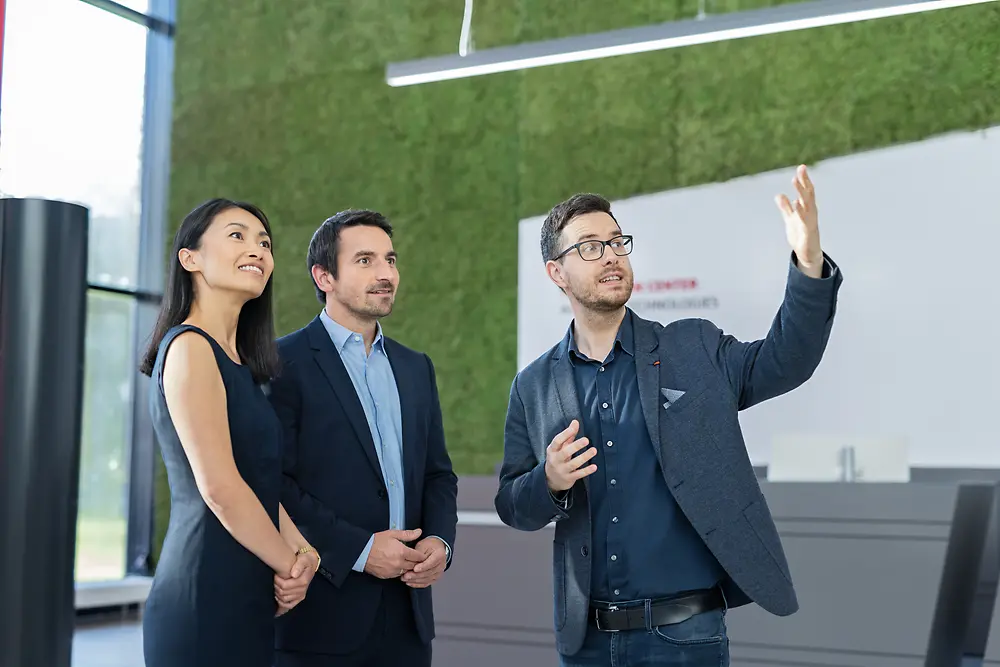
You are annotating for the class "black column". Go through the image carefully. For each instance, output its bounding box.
[0,198,89,667]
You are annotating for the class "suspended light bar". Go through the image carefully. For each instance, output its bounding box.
[386,0,995,87]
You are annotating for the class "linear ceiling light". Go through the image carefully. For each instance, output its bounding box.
[386,0,995,87]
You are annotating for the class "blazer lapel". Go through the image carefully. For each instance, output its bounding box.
[551,344,589,493]
[306,319,383,479]
[633,316,664,468]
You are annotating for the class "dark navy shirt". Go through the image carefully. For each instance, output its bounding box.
[567,309,726,603]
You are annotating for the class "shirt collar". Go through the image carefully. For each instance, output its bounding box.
[319,309,385,354]
[566,308,634,362]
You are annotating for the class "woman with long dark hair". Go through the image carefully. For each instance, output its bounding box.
[140,199,318,667]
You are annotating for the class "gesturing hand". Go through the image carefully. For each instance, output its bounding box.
[273,550,318,616]
[775,164,823,278]
[401,537,448,589]
[544,420,597,493]
[363,528,425,579]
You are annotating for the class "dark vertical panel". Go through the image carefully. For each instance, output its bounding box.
[0,198,89,667]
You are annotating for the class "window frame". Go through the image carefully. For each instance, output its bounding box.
[78,0,175,580]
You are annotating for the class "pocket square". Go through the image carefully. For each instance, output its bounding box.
[661,387,686,409]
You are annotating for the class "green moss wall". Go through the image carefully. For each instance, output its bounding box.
[156,0,1000,553]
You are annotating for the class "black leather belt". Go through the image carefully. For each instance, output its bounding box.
[590,587,725,632]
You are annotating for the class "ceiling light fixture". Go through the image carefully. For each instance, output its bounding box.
[386,0,995,87]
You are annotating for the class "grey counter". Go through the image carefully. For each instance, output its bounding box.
[431,478,997,667]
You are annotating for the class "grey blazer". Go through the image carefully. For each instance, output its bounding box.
[495,254,843,656]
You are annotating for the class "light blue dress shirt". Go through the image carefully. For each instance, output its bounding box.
[319,310,449,572]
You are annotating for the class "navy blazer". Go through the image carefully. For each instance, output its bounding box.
[496,254,843,656]
[268,316,458,655]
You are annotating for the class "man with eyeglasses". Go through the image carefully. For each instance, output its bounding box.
[495,165,842,667]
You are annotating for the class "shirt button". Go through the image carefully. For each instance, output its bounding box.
[602,402,609,409]
[390,480,395,486]
[391,523,396,529]
[600,367,605,372]
[610,479,617,486]
[614,589,620,596]
[612,516,618,523]
[607,441,613,447]
[354,335,361,342]
[611,555,617,561]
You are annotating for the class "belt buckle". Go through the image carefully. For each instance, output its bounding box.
[594,605,619,632]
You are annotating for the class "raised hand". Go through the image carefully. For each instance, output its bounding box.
[273,549,318,615]
[544,420,597,493]
[401,537,448,589]
[775,164,823,278]
[363,528,426,579]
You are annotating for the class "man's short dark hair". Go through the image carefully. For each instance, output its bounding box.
[307,209,393,303]
[540,193,618,262]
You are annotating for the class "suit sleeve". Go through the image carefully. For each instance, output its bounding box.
[419,354,458,568]
[269,356,373,587]
[705,251,843,410]
[495,374,571,531]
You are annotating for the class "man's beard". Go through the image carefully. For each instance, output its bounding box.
[349,298,393,319]
[347,282,395,319]
[569,274,633,312]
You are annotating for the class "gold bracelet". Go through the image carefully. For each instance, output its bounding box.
[296,546,321,572]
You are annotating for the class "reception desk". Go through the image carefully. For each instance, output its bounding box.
[430,477,997,667]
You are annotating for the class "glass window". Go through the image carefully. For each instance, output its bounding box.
[76,290,137,583]
[0,0,147,289]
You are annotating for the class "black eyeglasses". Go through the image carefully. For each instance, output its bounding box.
[554,234,633,262]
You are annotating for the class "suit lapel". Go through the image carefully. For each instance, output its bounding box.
[551,345,589,493]
[306,319,383,479]
[633,316,664,468]
[384,341,419,493]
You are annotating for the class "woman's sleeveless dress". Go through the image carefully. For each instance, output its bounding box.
[143,324,282,667]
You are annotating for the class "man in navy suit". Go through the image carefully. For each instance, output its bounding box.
[496,165,843,666]
[268,209,458,667]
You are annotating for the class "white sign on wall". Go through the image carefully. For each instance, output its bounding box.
[517,126,1000,468]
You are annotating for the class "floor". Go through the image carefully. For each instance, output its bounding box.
[73,619,143,667]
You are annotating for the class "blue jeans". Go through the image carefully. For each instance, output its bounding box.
[559,609,729,667]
